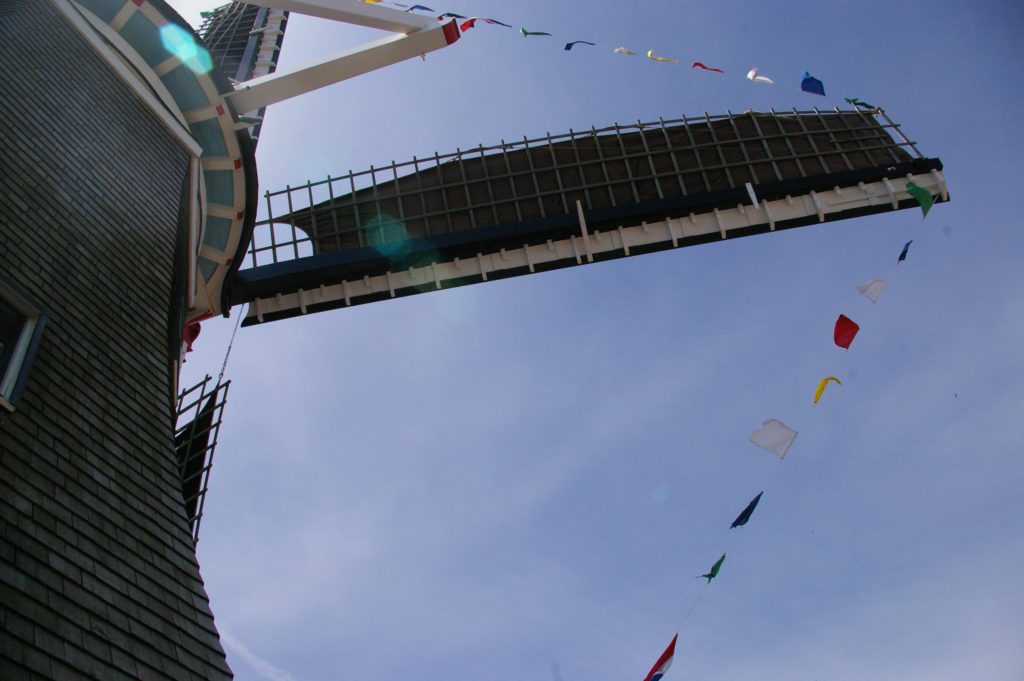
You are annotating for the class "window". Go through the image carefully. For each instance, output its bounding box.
[0,282,46,411]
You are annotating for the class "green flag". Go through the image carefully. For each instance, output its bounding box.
[906,182,934,217]
[700,553,726,583]
[844,97,876,109]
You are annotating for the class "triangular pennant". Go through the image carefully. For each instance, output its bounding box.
[905,182,934,217]
[898,240,913,263]
[731,492,763,528]
[856,278,887,303]
[641,634,678,681]
[700,553,726,582]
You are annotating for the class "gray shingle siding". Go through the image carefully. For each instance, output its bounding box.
[1,3,232,678]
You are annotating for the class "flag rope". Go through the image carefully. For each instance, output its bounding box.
[388,2,876,110]
[652,189,935,675]
[218,302,246,383]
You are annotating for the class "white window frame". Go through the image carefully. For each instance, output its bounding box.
[0,281,47,412]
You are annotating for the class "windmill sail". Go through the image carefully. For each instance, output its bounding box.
[231,109,944,325]
[198,2,290,145]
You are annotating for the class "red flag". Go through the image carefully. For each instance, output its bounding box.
[833,314,859,349]
[642,634,678,681]
[691,61,724,73]
[183,321,201,352]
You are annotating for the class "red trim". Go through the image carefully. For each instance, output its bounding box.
[235,211,244,220]
[216,104,225,116]
[233,159,242,169]
[441,19,461,45]
[131,0,144,6]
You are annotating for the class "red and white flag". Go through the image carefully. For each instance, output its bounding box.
[642,634,677,681]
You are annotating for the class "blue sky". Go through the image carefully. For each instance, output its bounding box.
[171,1,1023,679]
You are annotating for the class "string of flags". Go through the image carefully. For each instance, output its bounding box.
[349,2,942,676]
[360,1,875,108]
[634,181,938,679]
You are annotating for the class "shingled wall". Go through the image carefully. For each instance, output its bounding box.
[0,3,232,678]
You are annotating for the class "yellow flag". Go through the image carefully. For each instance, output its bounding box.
[813,376,841,405]
[647,49,679,64]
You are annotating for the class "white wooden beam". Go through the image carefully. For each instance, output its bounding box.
[224,19,458,113]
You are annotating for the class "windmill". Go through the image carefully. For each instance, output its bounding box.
[0,1,949,678]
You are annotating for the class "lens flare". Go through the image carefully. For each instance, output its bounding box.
[159,24,213,74]
[364,213,448,294]
[365,214,411,257]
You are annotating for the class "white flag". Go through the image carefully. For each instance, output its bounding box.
[856,278,887,303]
[746,68,774,84]
[749,419,798,459]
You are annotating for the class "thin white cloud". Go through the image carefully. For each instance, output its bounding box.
[221,631,299,681]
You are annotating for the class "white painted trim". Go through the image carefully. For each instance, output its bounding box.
[189,158,200,308]
[51,0,203,157]
[0,317,36,401]
[0,284,41,405]
[244,171,948,324]
[575,200,594,263]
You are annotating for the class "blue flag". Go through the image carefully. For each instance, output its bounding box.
[731,492,763,528]
[898,240,913,263]
[801,71,825,96]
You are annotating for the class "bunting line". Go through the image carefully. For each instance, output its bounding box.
[330,4,949,679]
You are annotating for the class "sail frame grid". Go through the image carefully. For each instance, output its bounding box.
[230,107,946,325]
